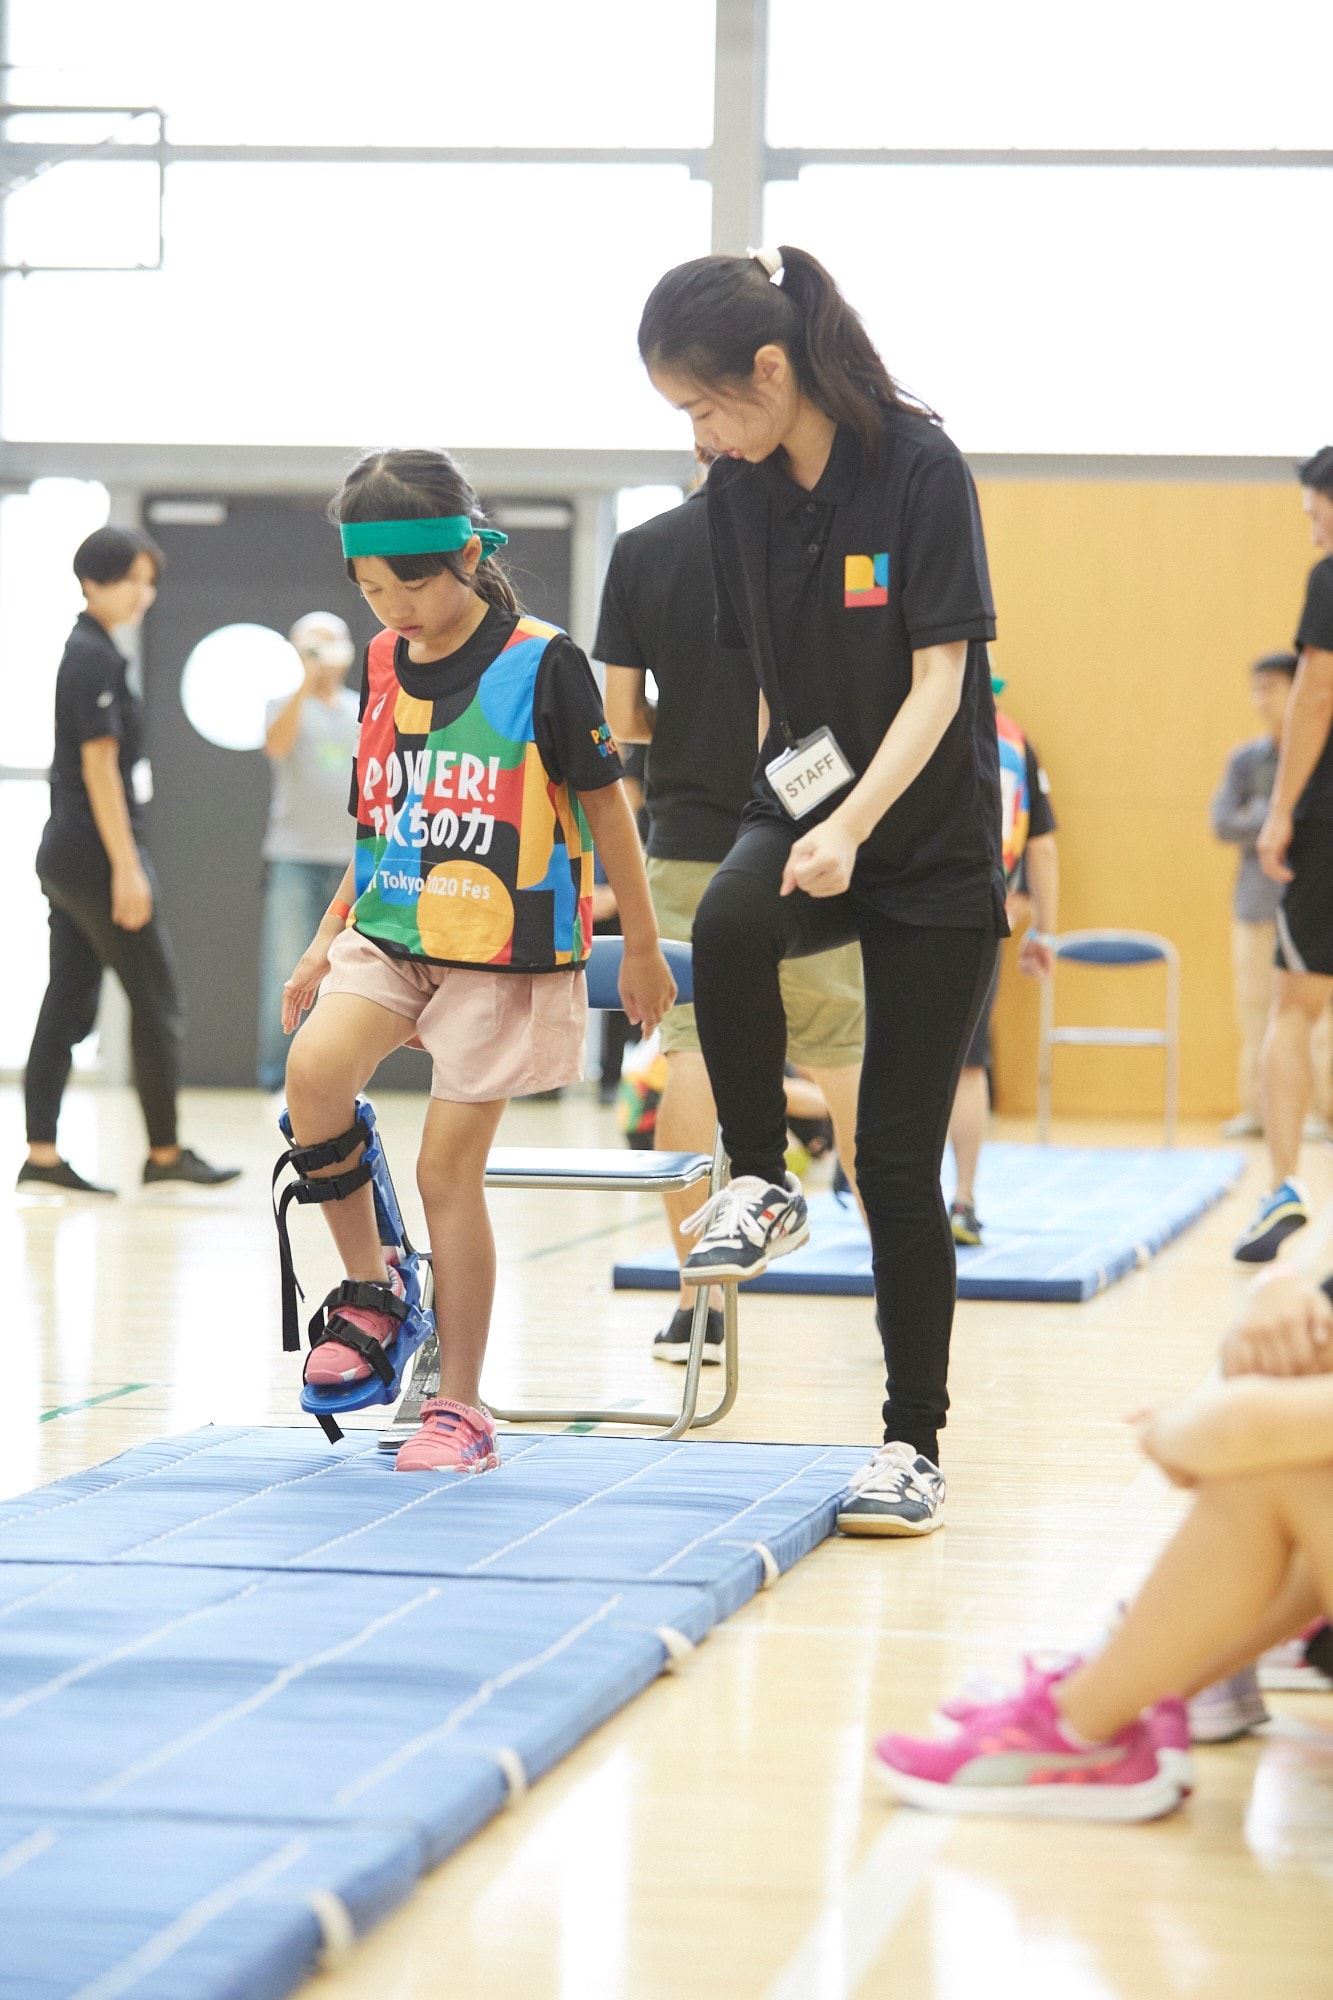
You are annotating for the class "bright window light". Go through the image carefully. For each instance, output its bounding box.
[768,0,1333,147]
[765,167,1333,456]
[615,486,685,535]
[3,165,709,448]
[6,0,715,147]
[180,624,304,753]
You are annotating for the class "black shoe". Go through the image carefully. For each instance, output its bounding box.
[652,1306,725,1365]
[142,1147,241,1187]
[17,1157,116,1196]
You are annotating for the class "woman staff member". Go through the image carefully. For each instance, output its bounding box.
[638,246,1003,1536]
[19,525,238,1195]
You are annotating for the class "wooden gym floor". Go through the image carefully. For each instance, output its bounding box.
[5,1081,1332,2000]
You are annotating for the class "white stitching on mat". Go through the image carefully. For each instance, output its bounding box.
[646,1450,838,1579]
[91,1586,442,1800]
[307,1887,357,1966]
[0,1570,81,1621]
[65,1837,310,2000]
[0,1827,56,1881]
[0,1580,265,1722]
[334,1592,625,1808]
[114,1446,383,1557]
[0,1427,258,1536]
[287,1440,546,1566]
[464,1447,691,1572]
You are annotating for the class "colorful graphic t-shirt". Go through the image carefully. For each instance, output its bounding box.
[348,607,623,971]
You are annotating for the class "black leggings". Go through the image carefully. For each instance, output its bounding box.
[24,863,183,1152]
[692,823,997,1462]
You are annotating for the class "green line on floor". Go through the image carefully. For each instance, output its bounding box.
[39,1383,151,1424]
[522,1215,655,1262]
[563,1399,644,1434]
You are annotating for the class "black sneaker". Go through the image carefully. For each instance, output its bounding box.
[651,1306,725,1365]
[16,1157,116,1196]
[142,1147,241,1187]
[681,1172,809,1282]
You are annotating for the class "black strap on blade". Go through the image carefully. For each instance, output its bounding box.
[305,1279,407,1392]
[272,1116,371,1354]
[316,1413,344,1443]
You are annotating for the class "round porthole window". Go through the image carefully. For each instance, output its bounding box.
[179,623,304,752]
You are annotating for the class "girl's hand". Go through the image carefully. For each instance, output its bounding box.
[780,818,859,899]
[1258,804,1295,884]
[282,934,335,1033]
[1129,1405,1199,1488]
[1017,932,1055,979]
[1222,1268,1333,1378]
[618,944,677,1038]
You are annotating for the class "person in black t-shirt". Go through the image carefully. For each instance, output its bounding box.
[597,472,865,1363]
[1236,448,1333,1261]
[639,245,1004,1533]
[20,527,239,1196]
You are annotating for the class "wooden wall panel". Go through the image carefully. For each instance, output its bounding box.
[978,478,1316,1117]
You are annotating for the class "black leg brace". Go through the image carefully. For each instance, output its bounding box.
[272,1116,374,1357]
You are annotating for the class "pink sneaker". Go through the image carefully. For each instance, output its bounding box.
[937,1660,1192,1795]
[873,1681,1184,1821]
[1258,1620,1333,1692]
[394,1398,501,1475]
[303,1268,406,1387]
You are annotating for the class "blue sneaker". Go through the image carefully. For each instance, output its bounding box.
[1233,1179,1308,1263]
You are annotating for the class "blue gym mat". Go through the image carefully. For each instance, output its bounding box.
[613,1144,1247,1304]
[0,1428,865,2000]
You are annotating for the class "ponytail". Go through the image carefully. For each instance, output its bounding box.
[637,245,937,461]
[330,447,520,615]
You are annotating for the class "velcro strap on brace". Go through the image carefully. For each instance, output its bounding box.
[307,1280,407,1391]
[272,1116,370,1354]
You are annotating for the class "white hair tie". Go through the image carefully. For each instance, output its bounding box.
[748,245,783,280]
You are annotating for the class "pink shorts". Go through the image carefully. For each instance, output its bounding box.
[321,928,588,1103]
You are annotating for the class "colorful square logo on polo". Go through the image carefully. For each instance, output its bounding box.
[844,552,889,609]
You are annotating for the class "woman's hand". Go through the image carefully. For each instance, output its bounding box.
[780,817,859,899]
[618,943,677,1038]
[1222,1267,1333,1378]
[282,930,337,1033]
[111,859,154,932]
[1258,804,1295,884]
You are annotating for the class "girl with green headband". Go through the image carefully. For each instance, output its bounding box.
[277,447,676,1474]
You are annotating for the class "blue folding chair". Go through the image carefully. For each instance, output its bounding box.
[1037,928,1180,1146]
[378,935,738,1448]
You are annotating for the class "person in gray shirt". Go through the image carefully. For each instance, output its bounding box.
[257,612,359,1089]
[1211,650,1331,1138]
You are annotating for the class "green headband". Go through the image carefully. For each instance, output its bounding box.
[339,515,508,560]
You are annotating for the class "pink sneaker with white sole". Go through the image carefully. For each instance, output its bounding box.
[303,1267,406,1387]
[873,1680,1184,1821]
[936,1658,1193,1797]
[394,1397,501,1475]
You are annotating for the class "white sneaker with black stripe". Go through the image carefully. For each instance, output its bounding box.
[681,1172,809,1283]
[837,1442,946,1537]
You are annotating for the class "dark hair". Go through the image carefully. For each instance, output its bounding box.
[637,246,936,460]
[1251,650,1298,681]
[1297,446,1333,498]
[329,447,518,615]
[73,524,164,587]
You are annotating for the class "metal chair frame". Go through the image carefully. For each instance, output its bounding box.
[378,937,737,1450]
[1037,928,1180,1147]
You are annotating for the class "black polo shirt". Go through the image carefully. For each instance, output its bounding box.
[1294,556,1333,821]
[707,412,1005,929]
[594,492,759,862]
[43,611,147,870]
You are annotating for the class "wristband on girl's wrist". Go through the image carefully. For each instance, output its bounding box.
[327,899,352,924]
[1027,929,1054,948]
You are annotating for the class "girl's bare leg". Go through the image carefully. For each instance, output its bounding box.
[1057,1467,1333,1743]
[417,1096,509,1409]
[1172,1553,1324,1697]
[285,994,411,1281]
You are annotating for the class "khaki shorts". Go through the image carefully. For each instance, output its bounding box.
[648,856,864,1065]
[322,927,587,1102]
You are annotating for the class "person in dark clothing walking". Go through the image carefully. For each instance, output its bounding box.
[638,244,1003,1536]
[20,525,239,1195]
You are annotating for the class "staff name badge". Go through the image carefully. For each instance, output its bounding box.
[765,728,854,820]
[130,757,154,804]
